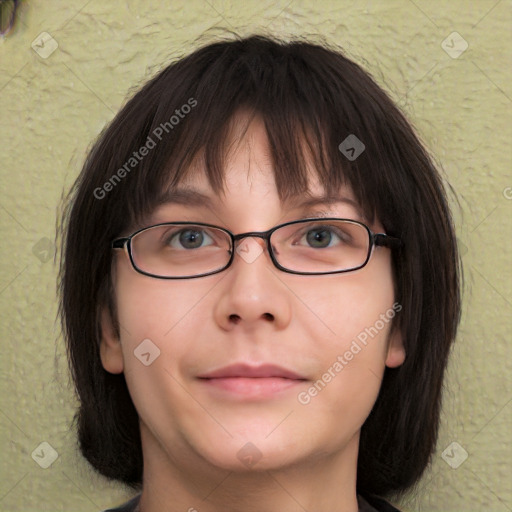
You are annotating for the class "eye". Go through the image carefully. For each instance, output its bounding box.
[296,224,353,249]
[164,227,215,250]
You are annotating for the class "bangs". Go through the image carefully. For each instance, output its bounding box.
[108,35,416,236]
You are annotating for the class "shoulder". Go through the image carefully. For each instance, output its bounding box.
[101,494,141,512]
[358,493,403,512]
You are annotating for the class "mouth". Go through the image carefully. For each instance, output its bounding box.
[197,363,308,399]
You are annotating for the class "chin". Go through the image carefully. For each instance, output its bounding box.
[193,430,307,473]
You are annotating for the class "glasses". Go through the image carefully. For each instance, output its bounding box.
[112,218,402,279]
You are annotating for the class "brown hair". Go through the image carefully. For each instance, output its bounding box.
[58,34,461,498]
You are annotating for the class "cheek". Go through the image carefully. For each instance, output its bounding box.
[297,268,395,354]
[112,260,227,400]
[114,256,219,342]
[112,264,215,438]
[293,296,393,449]
[292,262,396,418]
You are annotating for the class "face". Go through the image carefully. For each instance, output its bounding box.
[100,112,405,478]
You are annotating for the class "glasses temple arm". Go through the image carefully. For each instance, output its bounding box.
[112,238,129,249]
[374,233,402,249]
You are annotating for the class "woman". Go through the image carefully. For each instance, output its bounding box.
[58,34,461,512]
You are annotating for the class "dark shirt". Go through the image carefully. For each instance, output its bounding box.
[102,493,402,511]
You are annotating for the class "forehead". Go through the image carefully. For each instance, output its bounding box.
[136,107,380,232]
[164,176,360,212]
[168,111,359,208]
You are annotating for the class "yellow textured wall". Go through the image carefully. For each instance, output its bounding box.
[1,1,510,511]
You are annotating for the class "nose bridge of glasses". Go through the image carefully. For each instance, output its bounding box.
[232,231,270,252]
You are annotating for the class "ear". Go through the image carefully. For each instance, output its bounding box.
[385,327,406,368]
[99,306,124,374]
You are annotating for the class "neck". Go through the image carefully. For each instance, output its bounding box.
[138,423,360,512]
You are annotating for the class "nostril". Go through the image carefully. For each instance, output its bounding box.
[263,313,274,321]
[229,314,241,324]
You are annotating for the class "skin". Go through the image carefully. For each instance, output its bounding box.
[100,112,406,512]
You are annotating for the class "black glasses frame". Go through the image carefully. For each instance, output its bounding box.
[112,218,402,279]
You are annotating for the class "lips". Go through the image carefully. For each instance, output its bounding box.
[197,364,307,398]
[197,363,306,380]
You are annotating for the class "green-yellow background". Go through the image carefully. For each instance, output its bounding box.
[1,1,511,511]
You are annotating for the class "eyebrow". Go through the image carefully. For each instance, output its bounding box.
[158,188,215,208]
[287,194,362,212]
[159,187,362,212]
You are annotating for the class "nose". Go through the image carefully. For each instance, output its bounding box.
[213,235,292,331]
